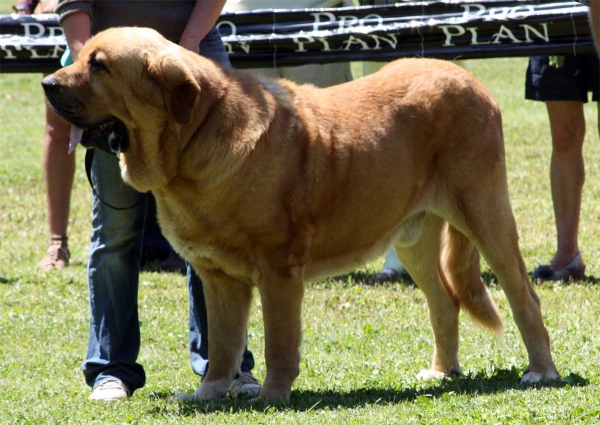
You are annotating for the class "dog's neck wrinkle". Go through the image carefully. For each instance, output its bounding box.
[155,125,183,188]
[180,76,226,148]
[178,84,238,190]
[178,72,278,193]
[121,128,160,192]
[163,67,231,192]
[198,77,302,195]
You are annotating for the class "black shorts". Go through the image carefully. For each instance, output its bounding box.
[525,54,600,103]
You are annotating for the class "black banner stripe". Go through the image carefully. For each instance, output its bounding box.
[0,0,594,73]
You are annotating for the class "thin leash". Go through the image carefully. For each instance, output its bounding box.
[84,148,148,211]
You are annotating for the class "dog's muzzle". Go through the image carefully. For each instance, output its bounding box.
[41,75,88,127]
[41,76,129,155]
[41,74,59,97]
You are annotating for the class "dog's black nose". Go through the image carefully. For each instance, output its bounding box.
[41,75,59,94]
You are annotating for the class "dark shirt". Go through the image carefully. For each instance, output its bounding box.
[55,0,196,43]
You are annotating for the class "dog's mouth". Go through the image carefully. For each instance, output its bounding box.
[70,118,130,155]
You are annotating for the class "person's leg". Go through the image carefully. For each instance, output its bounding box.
[83,149,148,398]
[187,266,209,377]
[39,99,74,271]
[370,247,408,282]
[141,195,186,273]
[526,55,593,280]
[545,101,586,271]
[383,247,406,273]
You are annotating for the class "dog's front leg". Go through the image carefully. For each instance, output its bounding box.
[257,268,305,403]
[195,268,253,400]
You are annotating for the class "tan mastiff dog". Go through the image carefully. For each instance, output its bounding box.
[42,27,559,402]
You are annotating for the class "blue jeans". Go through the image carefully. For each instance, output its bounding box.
[83,28,254,393]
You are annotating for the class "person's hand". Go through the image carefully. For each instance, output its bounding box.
[12,0,34,14]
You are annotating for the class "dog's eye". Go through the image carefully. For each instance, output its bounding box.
[89,57,108,73]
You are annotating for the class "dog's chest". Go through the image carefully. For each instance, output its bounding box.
[156,196,257,279]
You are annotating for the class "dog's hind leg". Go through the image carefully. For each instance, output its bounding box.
[444,186,560,383]
[194,268,254,400]
[393,213,462,379]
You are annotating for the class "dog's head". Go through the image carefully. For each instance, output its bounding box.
[42,27,210,190]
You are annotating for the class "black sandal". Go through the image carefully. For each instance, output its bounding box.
[532,252,586,282]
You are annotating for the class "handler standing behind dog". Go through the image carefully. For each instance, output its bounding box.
[55,0,259,401]
[525,47,599,281]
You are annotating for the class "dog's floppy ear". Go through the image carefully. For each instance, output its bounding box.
[148,48,200,125]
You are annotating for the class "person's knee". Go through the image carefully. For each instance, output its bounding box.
[95,204,146,240]
[551,120,586,152]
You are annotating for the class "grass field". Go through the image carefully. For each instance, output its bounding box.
[2,4,600,425]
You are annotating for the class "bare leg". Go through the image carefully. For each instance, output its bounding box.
[546,101,586,271]
[39,97,74,271]
[44,104,74,237]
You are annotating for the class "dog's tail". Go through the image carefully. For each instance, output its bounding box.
[440,224,503,336]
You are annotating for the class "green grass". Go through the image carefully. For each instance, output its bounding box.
[2,3,600,424]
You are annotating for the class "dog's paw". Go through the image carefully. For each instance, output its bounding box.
[520,369,560,384]
[256,387,291,404]
[520,371,543,384]
[248,395,289,406]
[176,380,230,402]
[175,388,228,403]
[416,369,447,380]
[416,366,461,381]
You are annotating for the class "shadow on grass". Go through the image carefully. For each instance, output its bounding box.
[327,268,597,288]
[0,276,13,284]
[151,368,587,416]
[329,269,416,287]
[431,270,600,287]
[566,274,600,285]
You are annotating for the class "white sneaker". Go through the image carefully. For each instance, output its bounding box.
[88,380,129,401]
[228,372,261,398]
